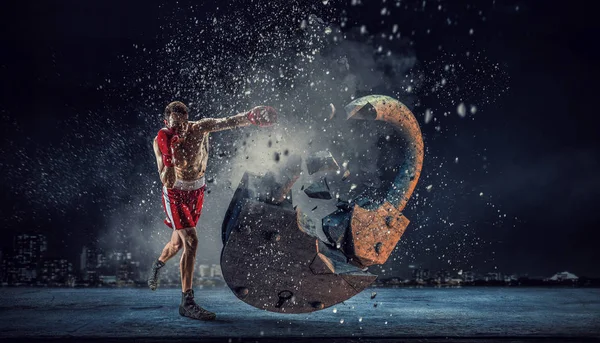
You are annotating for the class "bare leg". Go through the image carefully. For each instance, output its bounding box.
[148,230,182,291]
[158,230,183,263]
[176,227,198,292]
[176,226,215,320]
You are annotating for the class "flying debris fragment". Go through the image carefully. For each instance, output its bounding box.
[424,109,433,124]
[329,103,336,120]
[304,177,332,199]
[457,102,467,117]
[322,208,351,245]
[306,150,340,175]
[341,169,351,181]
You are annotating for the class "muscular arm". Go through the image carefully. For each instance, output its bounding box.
[153,137,177,189]
[191,106,277,133]
[192,111,252,133]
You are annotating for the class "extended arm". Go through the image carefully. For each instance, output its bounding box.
[153,136,177,189]
[193,106,277,133]
[194,111,252,133]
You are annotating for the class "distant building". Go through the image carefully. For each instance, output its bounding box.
[6,234,48,284]
[198,264,211,278]
[2,258,18,285]
[14,234,47,265]
[82,249,142,286]
[40,259,74,286]
[386,277,403,285]
[117,262,133,285]
[448,278,463,285]
[412,268,430,283]
[80,247,87,273]
[210,264,222,278]
[461,271,476,283]
[14,263,37,284]
[99,275,117,285]
[80,246,100,284]
[109,251,126,262]
[484,272,502,282]
[435,269,450,284]
[547,271,578,281]
[117,257,141,285]
[97,252,108,269]
[161,261,181,285]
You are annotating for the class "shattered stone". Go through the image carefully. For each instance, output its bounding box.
[304,177,332,199]
[296,209,319,238]
[306,150,340,175]
[317,241,350,265]
[222,156,303,243]
[322,208,351,245]
[309,253,335,275]
[222,172,280,243]
[354,195,373,208]
[273,155,302,203]
[335,200,352,211]
[321,258,367,276]
[340,273,377,292]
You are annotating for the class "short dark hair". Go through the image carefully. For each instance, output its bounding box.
[164,101,189,119]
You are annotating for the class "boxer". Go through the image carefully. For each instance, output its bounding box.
[147,101,277,320]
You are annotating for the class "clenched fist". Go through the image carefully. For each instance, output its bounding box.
[246,106,278,127]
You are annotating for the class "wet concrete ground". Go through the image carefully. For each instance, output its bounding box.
[0,287,598,342]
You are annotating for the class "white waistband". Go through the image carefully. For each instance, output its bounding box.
[172,177,206,191]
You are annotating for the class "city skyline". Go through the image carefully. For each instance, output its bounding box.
[0,233,224,287]
[0,233,594,288]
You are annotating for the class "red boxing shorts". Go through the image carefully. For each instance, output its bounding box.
[162,177,206,230]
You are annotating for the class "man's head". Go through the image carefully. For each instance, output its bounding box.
[164,101,189,134]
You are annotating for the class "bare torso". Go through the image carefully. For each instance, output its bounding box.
[173,125,210,181]
[154,123,210,182]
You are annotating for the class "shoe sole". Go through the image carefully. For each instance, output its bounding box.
[179,306,216,321]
